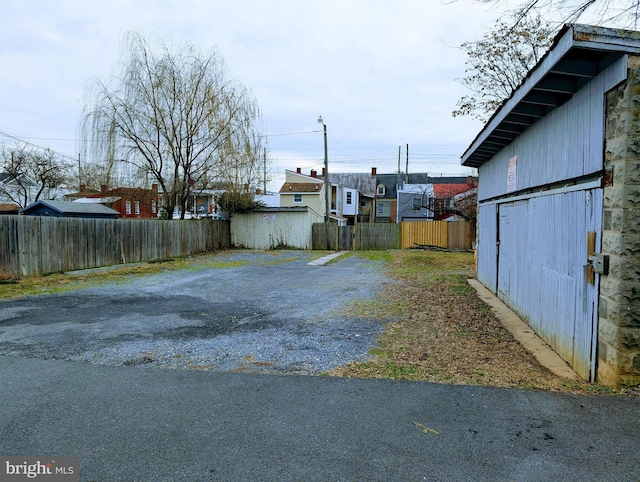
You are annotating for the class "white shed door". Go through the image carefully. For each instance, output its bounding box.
[497,188,602,380]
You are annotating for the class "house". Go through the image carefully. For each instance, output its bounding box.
[395,178,478,222]
[461,24,640,388]
[0,203,20,215]
[66,185,159,219]
[0,172,38,207]
[430,177,478,220]
[376,173,428,223]
[279,168,338,222]
[396,184,434,222]
[328,168,378,223]
[19,200,120,219]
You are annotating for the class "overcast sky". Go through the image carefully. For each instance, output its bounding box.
[0,0,513,191]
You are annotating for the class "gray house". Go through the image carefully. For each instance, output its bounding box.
[462,24,640,388]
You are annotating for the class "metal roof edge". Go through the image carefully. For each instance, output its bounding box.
[461,23,640,167]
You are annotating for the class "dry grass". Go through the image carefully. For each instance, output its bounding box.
[328,250,617,394]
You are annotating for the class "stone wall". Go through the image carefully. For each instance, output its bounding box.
[600,54,640,388]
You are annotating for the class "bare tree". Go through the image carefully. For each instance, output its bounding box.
[474,1,640,28]
[0,144,72,207]
[453,14,554,121]
[80,31,267,219]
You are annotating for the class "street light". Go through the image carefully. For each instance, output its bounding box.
[318,115,330,249]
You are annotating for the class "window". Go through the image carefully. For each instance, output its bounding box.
[151,200,157,214]
[293,194,302,203]
[412,197,422,210]
[377,184,385,196]
[125,201,131,215]
[134,201,140,215]
[346,192,352,205]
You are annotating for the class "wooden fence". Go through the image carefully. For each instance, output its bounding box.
[0,215,231,277]
[402,220,472,250]
[312,223,402,250]
[312,221,471,251]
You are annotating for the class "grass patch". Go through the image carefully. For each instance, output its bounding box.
[327,250,624,394]
[356,251,394,263]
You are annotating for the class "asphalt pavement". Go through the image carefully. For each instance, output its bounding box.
[1,251,639,481]
[1,355,639,481]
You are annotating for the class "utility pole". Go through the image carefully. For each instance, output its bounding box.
[405,144,409,183]
[398,145,401,174]
[318,116,330,250]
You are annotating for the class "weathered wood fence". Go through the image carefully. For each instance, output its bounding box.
[0,215,231,277]
[312,221,471,251]
[312,223,402,250]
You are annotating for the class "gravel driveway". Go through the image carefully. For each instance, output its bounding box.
[0,251,390,374]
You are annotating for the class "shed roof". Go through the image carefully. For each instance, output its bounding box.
[19,200,120,215]
[461,24,640,168]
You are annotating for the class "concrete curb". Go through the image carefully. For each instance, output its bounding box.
[467,279,581,381]
[307,251,349,266]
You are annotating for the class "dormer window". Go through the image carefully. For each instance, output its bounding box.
[377,184,385,196]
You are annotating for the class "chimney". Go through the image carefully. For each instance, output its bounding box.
[322,167,326,178]
[80,184,86,192]
[371,167,377,177]
[310,169,317,178]
[100,184,107,194]
[296,167,301,174]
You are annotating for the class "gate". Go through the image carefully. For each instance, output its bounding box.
[337,226,353,250]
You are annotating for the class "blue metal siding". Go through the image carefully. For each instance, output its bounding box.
[478,55,627,202]
[490,189,602,379]
[477,204,497,293]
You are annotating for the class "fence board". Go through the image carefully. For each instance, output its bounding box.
[401,221,449,249]
[448,221,472,250]
[0,216,231,277]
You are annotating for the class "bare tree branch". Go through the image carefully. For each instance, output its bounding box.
[79,31,267,219]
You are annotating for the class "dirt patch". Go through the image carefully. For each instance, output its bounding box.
[330,250,616,394]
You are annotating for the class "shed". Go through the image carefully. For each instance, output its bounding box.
[19,200,120,219]
[462,24,640,387]
[230,206,323,250]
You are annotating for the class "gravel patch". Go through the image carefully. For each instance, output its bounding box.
[0,251,391,374]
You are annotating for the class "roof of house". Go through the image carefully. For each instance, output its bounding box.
[0,203,19,213]
[279,183,323,193]
[462,24,640,168]
[19,200,120,215]
[433,183,476,198]
[327,173,376,194]
[0,172,36,186]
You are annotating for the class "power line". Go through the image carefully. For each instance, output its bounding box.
[0,129,78,162]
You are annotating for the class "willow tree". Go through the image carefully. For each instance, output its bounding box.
[80,31,266,219]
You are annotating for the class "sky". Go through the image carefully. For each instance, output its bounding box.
[0,0,514,191]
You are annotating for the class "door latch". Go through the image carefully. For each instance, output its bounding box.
[586,253,609,275]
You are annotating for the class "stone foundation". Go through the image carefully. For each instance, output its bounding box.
[600,54,640,388]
